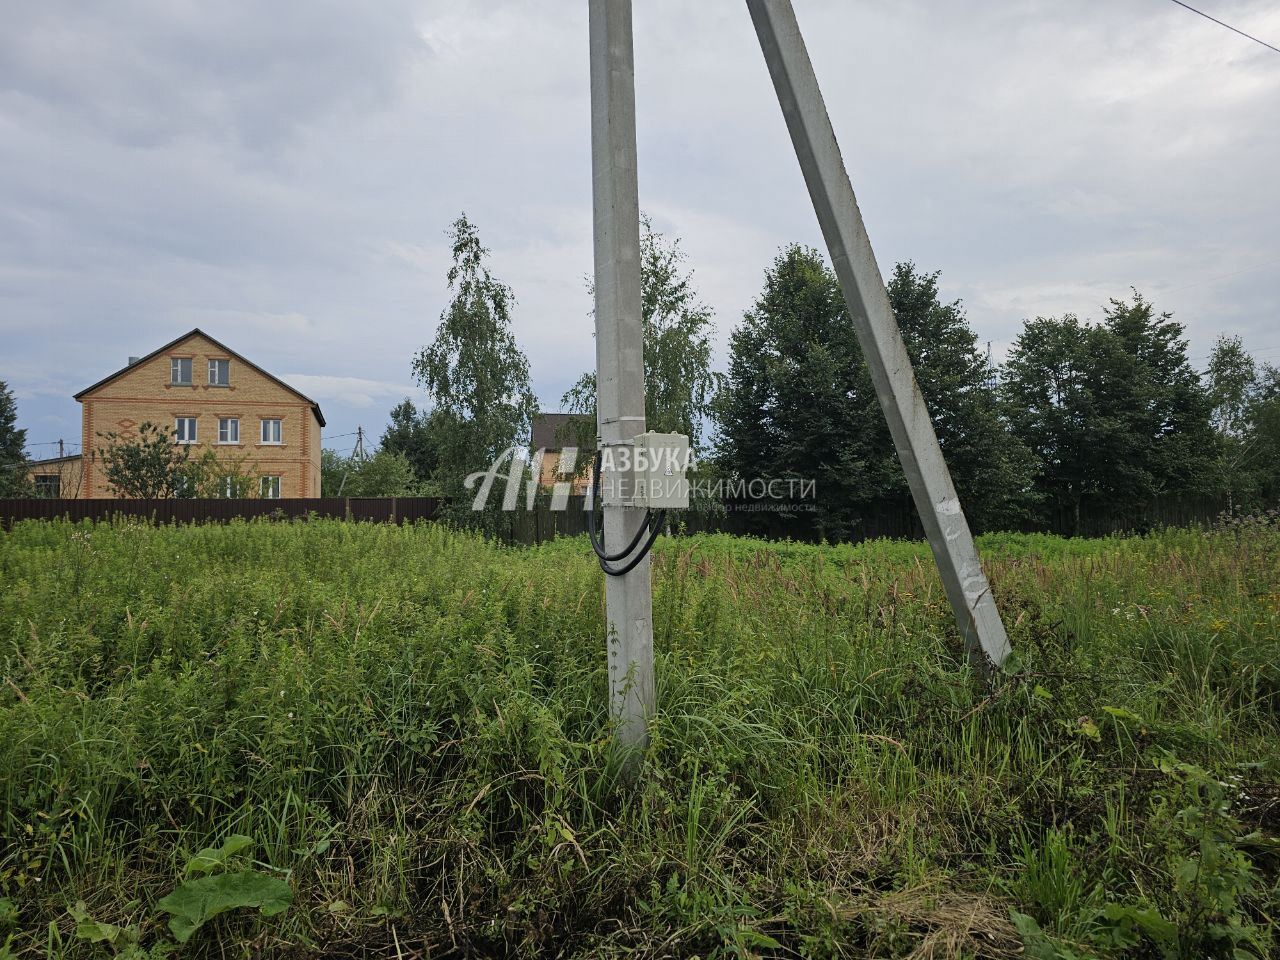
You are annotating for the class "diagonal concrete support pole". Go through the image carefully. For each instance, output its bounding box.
[746,0,1011,671]
[589,0,655,749]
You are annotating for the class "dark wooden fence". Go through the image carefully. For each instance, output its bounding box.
[1043,495,1230,539]
[0,497,444,529]
[0,493,1233,545]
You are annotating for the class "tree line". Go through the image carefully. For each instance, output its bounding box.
[715,247,1278,537]
[374,217,1278,537]
[3,214,1275,537]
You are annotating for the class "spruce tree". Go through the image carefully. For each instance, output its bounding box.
[715,251,1033,539]
[876,263,1036,531]
[714,245,881,540]
[0,381,29,497]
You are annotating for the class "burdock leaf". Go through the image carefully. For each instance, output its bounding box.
[186,834,255,875]
[157,870,292,943]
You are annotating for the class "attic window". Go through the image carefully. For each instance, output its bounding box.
[171,358,192,385]
[209,359,229,386]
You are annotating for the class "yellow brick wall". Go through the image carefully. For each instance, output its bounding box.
[79,333,322,499]
[537,450,593,494]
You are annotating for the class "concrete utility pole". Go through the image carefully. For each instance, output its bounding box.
[746,0,1012,670]
[589,0,655,750]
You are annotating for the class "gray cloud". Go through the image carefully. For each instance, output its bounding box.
[0,1,421,149]
[3,0,1278,451]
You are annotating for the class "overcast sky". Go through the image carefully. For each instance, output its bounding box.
[3,0,1278,457]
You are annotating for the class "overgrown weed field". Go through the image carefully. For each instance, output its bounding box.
[0,519,1277,958]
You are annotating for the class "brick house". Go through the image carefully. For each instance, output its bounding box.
[531,412,595,493]
[63,329,325,499]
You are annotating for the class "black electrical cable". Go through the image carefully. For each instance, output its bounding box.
[587,448,666,576]
[588,451,651,562]
[588,448,660,564]
[598,512,666,577]
[590,507,659,564]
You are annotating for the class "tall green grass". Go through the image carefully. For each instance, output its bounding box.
[0,519,1277,957]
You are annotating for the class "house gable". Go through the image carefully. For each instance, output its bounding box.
[74,328,325,427]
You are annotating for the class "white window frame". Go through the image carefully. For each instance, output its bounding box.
[260,418,282,445]
[175,417,197,444]
[222,476,235,498]
[218,417,239,444]
[260,476,281,499]
[171,357,192,386]
[208,358,230,386]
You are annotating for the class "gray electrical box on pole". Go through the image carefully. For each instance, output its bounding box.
[746,0,1011,670]
[589,0,655,751]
